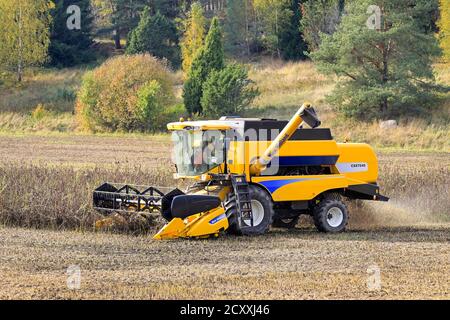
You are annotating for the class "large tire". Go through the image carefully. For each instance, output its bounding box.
[313,195,349,233]
[224,185,274,236]
[224,193,240,235]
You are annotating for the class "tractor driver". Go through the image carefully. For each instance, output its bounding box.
[192,137,219,173]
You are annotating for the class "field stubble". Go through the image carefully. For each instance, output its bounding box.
[0,226,448,299]
[0,134,448,231]
[0,134,448,300]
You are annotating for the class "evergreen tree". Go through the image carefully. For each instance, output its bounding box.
[279,0,307,60]
[93,0,147,49]
[127,7,180,67]
[300,0,345,52]
[181,2,206,75]
[438,0,450,61]
[254,0,293,58]
[49,0,94,67]
[225,0,250,55]
[150,0,183,19]
[201,63,259,117]
[183,17,224,115]
[311,0,442,119]
[0,0,53,82]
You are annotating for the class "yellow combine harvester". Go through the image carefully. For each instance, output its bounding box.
[94,103,388,239]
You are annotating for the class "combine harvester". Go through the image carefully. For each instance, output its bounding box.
[94,103,388,239]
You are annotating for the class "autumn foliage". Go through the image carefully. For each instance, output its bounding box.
[75,54,175,132]
[438,0,450,61]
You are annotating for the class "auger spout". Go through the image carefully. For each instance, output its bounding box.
[249,102,321,176]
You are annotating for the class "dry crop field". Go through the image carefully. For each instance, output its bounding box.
[0,133,449,299]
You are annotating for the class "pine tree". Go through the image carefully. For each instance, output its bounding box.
[151,0,183,19]
[126,7,180,67]
[254,0,293,58]
[311,0,442,119]
[300,0,345,52]
[225,0,250,55]
[183,17,224,115]
[181,2,206,75]
[438,0,450,61]
[48,0,94,67]
[279,0,307,60]
[0,0,53,82]
[201,63,259,117]
[92,0,147,49]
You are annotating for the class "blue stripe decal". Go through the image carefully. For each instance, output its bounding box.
[268,156,339,167]
[258,179,308,193]
[209,213,227,225]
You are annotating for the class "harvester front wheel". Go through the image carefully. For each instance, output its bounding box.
[225,185,274,236]
[313,197,348,233]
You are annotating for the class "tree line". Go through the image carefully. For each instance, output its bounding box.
[0,0,449,121]
[0,0,374,76]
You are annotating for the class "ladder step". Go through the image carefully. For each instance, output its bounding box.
[230,174,254,228]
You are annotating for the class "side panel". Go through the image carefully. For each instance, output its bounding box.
[186,207,228,238]
[251,175,350,201]
[335,143,378,183]
[227,140,340,178]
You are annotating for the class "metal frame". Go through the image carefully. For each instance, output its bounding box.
[93,183,173,214]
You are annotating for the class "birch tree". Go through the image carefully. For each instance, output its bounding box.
[0,0,53,82]
[438,0,450,60]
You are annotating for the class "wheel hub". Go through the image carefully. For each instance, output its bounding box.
[243,200,264,227]
[326,207,344,228]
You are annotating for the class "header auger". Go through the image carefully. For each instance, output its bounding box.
[93,103,388,239]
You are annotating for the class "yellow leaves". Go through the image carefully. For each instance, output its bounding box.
[438,0,450,61]
[31,104,50,121]
[76,54,175,132]
[0,0,52,78]
[181,2,206,76]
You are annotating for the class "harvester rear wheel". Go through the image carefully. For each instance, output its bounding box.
[224,185,274,236]
[313,196,348,233]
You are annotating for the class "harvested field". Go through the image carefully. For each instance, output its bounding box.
[0,134,448,300]
[0,134,448,230]
[0,225,448,299]
[0,134,171,168]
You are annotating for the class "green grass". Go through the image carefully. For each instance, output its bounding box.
[0,67,85,133]
[0,68,84,113]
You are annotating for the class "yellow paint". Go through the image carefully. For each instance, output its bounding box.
[158,103,384,239]
[153,218,186,240]
[153,207,227,240]
[167,122,231,131]
[251,175,349,201]
[336,143,378,183]
[250,103,312,175]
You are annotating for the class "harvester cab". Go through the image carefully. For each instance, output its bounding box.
[93,103,388,239]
